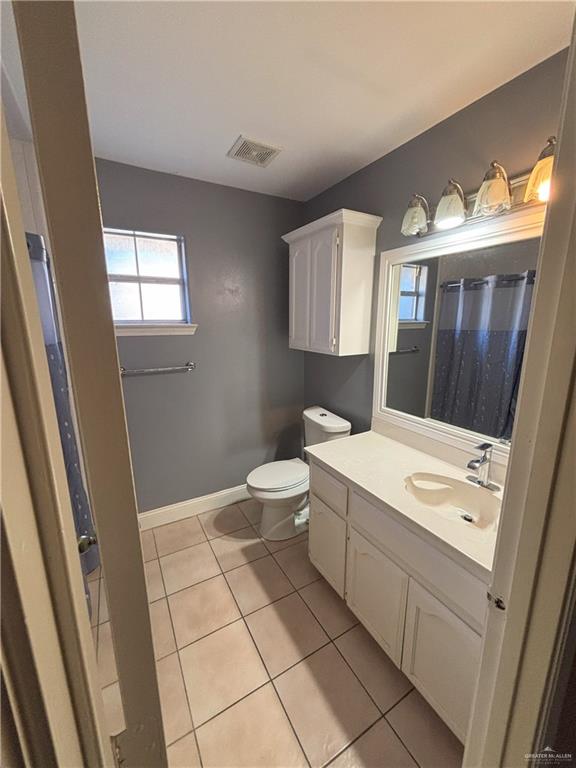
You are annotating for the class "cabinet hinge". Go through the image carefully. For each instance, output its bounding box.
[487,591,506,611]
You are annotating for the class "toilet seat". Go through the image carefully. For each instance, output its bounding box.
[247,458,308,493]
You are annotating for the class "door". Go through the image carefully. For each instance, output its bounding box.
[289,239,311,349]
[309,494,347,596]
[465,24,576,767]
[309,226,339,353]
[403,579,482,742]
[6,3,166,765]
[346,528,409,666]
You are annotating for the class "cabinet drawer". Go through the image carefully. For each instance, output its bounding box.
[402,580,482,742]
[346,528,408,666]
[310,462,348,518]
[350,491,486,630]
[309,494,347,596]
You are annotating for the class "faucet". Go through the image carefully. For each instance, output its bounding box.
[466,443,497,490]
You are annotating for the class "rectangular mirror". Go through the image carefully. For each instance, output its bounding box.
[385,238,539,441]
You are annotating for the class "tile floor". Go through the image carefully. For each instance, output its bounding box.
[89,499,464,767]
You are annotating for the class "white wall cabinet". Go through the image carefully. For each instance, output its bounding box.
[308,493,347,597]
[346,528,409,666]
[402,580,482,742]
[283,209,382,356]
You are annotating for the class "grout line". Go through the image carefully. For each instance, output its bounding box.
[381,686,414,717]
[204,533,313,768]
[156,545,204,768]
[322,715,386,768]
[148,518,308,562]
[384,708,422,768]
[153,531,312,605]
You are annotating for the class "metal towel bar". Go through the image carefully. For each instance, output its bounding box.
[120,361,197,377]
[390,346,420,355]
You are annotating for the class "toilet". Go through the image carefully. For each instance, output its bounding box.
[246,406,351,541]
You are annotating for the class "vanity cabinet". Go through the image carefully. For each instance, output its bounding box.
[308,457,485,742]
[346,528,408,666]
[403,580,482,741]
[282,209,382,356]
[308,494,347,597]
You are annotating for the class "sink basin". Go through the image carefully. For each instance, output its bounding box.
[404,473,500,530]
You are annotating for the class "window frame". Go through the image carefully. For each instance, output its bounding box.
[103,228,197,336]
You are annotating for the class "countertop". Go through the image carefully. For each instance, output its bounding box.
[305,430,500,581]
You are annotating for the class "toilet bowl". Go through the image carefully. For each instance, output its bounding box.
[246,406,352,541]
[246,458,309,541]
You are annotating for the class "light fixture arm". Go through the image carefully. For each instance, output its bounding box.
[444,178,465,203]
[411,194,430,221]
[538,136,557,161]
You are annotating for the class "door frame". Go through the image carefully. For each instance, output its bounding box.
[2,114,112,766]
[464,22,576,766]
[6,1,166,765]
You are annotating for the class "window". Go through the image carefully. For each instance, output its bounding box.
[104,229,193,331]
[398,263,427,322]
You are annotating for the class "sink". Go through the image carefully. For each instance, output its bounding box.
[404,473,500,530]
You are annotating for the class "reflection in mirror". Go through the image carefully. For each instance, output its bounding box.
[386,238,539,441]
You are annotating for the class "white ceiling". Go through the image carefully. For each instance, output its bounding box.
[4,2,575,201]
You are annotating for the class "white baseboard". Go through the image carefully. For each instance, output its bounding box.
[138,484,250,530]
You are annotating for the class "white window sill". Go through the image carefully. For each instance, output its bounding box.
[398,321,429,330]
[115,324,198,337]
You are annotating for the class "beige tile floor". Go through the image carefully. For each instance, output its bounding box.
[89,500,464,767]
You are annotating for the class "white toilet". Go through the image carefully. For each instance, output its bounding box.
[246,406,351,541]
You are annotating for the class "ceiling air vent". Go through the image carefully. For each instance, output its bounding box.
[227,135,282,168]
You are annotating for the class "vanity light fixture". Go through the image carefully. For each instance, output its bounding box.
[434,179,466,230]
[401,194,430,236]
[524,136,556,203]
[472,161,511,217]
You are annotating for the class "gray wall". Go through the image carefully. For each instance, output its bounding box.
[96,160,305,511]
[303,50,568,433]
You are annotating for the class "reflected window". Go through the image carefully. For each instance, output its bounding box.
[398,264,427,322]
[104,229,190,325]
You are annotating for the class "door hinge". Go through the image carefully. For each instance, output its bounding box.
[336,232,340,247]
[112,736,125,767]
[487,591,506,611]
[331,337,337,350]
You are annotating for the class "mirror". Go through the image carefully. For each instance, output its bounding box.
[386,238,539,441]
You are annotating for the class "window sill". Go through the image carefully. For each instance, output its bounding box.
[115,324,198,337]
[398,321,429,330]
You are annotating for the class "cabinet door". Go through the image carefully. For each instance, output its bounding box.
[309,227,338,354]
[308,494,347,596]
[289,239,311,349]
[346,528,408,666]
[402,580,482,742]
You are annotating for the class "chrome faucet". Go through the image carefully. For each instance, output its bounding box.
[466,443,497,489]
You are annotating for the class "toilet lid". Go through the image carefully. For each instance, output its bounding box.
[247,459,309,492]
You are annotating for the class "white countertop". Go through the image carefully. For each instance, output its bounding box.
[306,431,500,580]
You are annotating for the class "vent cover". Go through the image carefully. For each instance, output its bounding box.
[227,135,282,168]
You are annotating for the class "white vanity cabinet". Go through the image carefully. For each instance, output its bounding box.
[308,494,347,597]
[402,580,482,741]
[307,456,485,742]
[346,528,408,666]
[282,209,382,356]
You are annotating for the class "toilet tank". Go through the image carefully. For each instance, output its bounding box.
[303,406,351,447]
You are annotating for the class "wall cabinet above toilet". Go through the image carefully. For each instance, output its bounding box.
[282,209,382,356]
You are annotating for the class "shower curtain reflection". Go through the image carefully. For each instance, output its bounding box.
[431,270,536,439]
[27,233,100,612]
